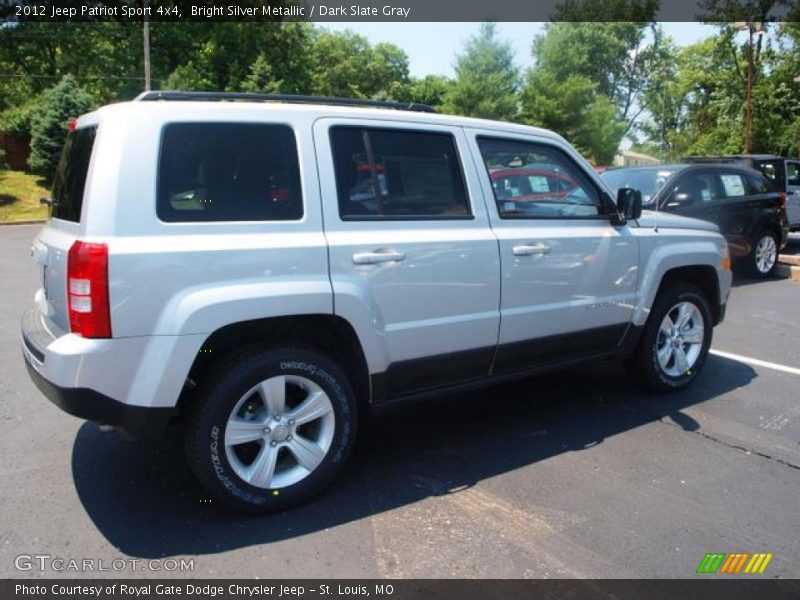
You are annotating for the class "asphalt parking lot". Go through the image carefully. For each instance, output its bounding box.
[1,224,798,579]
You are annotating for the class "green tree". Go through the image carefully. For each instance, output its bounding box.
[240,54,282,94]
[638,29,686,159]
[648,26,781,157]
[158,23,316,94]
[310,30,410,99]
[400,75,453,109]
[445,22,519,121]
[0,22,141,124]
[521,71,624,164]
[529,20,656,136]
[769,21,800,156]
[29,75,94,175]
[0,18,317,130]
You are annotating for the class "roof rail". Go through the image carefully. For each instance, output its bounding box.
[134,90,436,113]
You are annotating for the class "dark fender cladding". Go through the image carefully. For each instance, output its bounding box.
[25,356,174,439]
[375,346,495,399]
[371,323,638,405]
[493,324,628,375]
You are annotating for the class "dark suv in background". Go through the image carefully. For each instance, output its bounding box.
[684,155,800,231]
[602,163,789,277]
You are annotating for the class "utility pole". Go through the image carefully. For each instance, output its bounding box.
[736,20,764,154]
[745,23,753,153]
[143,0,151,91]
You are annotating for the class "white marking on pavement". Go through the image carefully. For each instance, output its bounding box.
[710,349,800,376]
[760,414,790,431]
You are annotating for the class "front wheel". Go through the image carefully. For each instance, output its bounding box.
[184,348,358,514]
[631,284,713,392]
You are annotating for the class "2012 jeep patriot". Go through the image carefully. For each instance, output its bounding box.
[22,91,732,513]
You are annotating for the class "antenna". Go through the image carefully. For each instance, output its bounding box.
[654,188,660,233]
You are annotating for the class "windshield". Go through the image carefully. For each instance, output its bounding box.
[601,167,678,205]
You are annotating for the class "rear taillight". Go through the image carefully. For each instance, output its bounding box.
[778,192,786,209]
[67,241,111,338]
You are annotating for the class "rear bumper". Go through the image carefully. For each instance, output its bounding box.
[21,303,183,439]
[24,355,173,439]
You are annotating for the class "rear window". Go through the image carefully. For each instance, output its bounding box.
[754,159,784,189]
[50,126,97,222]
[157,123,302,222]
[786,162,800,186]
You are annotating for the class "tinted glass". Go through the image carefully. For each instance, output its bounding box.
[51,126,97,222]
[666,172,719,207]
[754,159,783,188]
[745,172,771,194]
[330,127,470,220]
[601,167,678,204]
[157,123,302,222]
[477,137,601,218]
[787,162,800,186]
[718,172,747,198]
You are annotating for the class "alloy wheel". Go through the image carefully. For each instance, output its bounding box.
[754,235,777,274]
[655,301,705,378]
[224,375,335,489]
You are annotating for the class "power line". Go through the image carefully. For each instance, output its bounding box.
[0,74,151,81]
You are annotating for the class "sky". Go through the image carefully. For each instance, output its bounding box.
[321,22,718,78]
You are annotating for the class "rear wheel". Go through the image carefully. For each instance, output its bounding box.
[184,348,357,514]
[748,230,778,277]
[631,283,713,392]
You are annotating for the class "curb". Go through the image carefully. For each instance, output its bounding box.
[778,254,800,267]
[0,220,45,226]
[776,262,800,282]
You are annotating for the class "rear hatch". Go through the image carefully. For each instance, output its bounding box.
[31,124,98,333]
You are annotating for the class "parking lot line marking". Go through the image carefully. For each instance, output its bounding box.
[710,349,800,376]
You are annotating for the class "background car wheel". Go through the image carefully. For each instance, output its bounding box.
[184,348,357,514]
[748,230,778,277]
[631,283,713,392]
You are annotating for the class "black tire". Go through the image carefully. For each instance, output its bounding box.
[747,230,778,278]
[630,283,713,393]
[184,347,358,514]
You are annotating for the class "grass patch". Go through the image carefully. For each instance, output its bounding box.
[0,169,51,222]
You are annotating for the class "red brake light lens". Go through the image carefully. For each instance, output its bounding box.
[67,241,111,338]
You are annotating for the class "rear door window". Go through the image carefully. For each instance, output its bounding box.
[330,126,471,220]
[718,172,747,198]
[50,126,97,222]
[745,172,772,195]
[157,123,302,222]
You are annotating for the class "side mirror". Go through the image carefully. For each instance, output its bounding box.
[615,187,642,222]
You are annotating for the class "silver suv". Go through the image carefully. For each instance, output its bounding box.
[22,92,732,513]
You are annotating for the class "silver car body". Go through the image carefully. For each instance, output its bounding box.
[22,100,733,418]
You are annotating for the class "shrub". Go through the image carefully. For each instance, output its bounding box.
[29,76,94,175]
